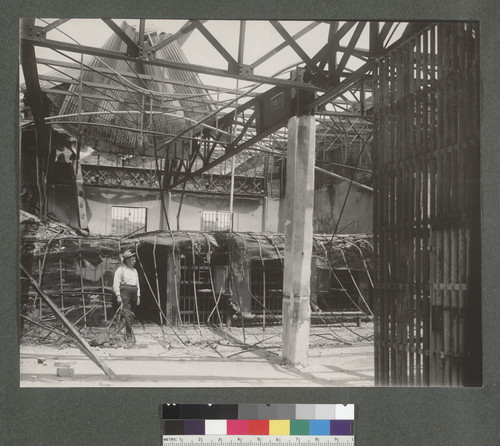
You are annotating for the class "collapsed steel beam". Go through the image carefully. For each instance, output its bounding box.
[20,264,117,380]
[20,36,322,92]
[36,57,260,95]
[165,20,430,188]
[22,19,431,192]
[167,65,373,189]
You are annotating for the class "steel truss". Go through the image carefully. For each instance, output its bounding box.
[20,19,430,212]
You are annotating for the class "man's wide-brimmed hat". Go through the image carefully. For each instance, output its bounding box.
[121,250,135,261]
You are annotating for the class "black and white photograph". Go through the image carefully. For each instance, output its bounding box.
[18,18,482,388]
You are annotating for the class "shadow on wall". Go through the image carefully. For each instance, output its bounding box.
[313,181,373,234]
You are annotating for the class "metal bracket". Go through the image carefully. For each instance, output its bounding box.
[239,64,254,77]
[291,66,307,83]
[138,41,156,60]
[24,25,46,41]
[228,62,254,77]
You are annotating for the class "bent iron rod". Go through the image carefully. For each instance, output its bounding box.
[20,264,117,380]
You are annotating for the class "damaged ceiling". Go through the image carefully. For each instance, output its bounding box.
[20,18,428,190]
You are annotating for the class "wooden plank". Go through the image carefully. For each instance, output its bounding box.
[390,177,397,383]
[399,46,406,385]
[466,22,481,386]
[443,226,451,385]
[450,34,461,384]
[414,168,422,385]
[425,158,436,386]
[372,60,381,385]
[418,32,429,386]
[458,225,467,385]
[392,48,400,385]
[378,56,389,384]
[455,24,469,386]
[450,224,459,385]
[404,41,415,385]
[382,170,390,385]
[20,264,117,379]
[400,45,413,385]
[427,26,439,385]
[423,26,437,386]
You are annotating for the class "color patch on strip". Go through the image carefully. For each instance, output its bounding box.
[162,404,181,419]
[315,404,335,420]
[331,420,351,435]
[276,404,295,420]
[269,420,290,435]
[227,420,248,435]
[238,405,259,420]
[310,420,330,435]
[185,419,205,435]
[173,404,239,420]
[248,419,269,435]
[334,405,355,420]
[256,404,276,420]
[295,405,315,420]
[181,405,202,420]
[290,419,309,435]
[205,420,227,435]
[164,419,184,435]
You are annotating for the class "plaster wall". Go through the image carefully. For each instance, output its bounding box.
[82,186,282,235]
[168,193,263,232]
[313,181,373,234]
[81,182,370,236]
[83,187,163,235]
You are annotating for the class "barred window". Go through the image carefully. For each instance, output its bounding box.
[110,206,147,236]
[200,210,232,231]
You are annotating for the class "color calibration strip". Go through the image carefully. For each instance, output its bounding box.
[162,404,354,421]
[164,419,352,436]
[162,404,354,437]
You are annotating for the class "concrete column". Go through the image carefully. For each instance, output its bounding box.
[261,197,268,232]
[282,114,316,366]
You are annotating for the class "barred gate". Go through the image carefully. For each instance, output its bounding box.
[373,23,481,386]
[250,259,284,316]
[178,253,228,325]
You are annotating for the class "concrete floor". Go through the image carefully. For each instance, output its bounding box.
[20,324,375,387]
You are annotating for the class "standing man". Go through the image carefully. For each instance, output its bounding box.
[113,250,141,344]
